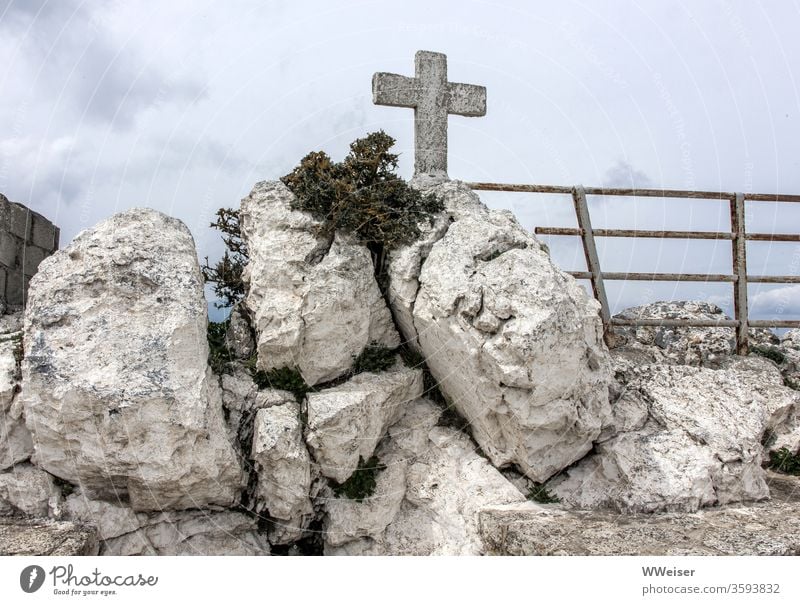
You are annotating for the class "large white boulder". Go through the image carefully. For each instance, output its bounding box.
[251,400,314,544]
[388,181,612,481]
[324,398,526,555]
[0,313,31,470]
[551,355,799,512]
[305,366,423,483]
[240,181,399,386]
[20,208,244,511]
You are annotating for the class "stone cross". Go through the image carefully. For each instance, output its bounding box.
[372,50,486,184]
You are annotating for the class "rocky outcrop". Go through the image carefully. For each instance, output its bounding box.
[20,208,243,511]
[548,303,800,513]
[240,181,399,386]
[614,301,779,368]
[64,492,269,555]
[0,518,98,555]
[251,400,314,544]
[387,181,611,481]
[306,366,423,483]
[1,312,31,470]
[0,464,61,517]
[481,473,800,555]
[324,398,525,555]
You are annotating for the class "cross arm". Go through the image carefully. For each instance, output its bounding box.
[372,72,420,108]
[447,82,486,117]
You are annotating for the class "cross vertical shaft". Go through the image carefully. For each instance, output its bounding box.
[372,51,486,184]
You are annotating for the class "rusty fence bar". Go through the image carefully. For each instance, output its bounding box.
[466,181,800,354]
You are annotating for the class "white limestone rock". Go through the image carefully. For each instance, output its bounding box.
[0,463,61,518]
[240,181,399,386]
[251,400,314,544]
[21,208,244,511]
[64,491,269,555]
[306,366,423,483]
[389,181,611,481]
[224,303,255,360]
[551,356,799,512]
[613,301,778,368]
[1,316,32,471]
[324,398,526,555]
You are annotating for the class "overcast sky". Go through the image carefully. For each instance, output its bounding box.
[2,0,799,323]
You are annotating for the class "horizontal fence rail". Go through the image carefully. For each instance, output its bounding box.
[466,182,800,352]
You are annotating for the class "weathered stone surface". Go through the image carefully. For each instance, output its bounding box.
[551,355,799,512]
[0,518,99,555]
[481,475,800,555]
[613,301,778,368]
[0,463,61,517]
[64,492,269,555]
[777,328,800,390]
[390,181,611,481]
[251,401,314,544]
[325,398,525,555]
[224,303,255,360]
[21,208,243,511]
[1,314,32,471]
[240,181,399,386]
[306,366,423,483]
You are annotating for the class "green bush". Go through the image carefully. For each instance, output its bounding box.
[252,366,310,401]
[352,344,397,374]
[527,483,560,504]
[768,447,800,476]
[281,131,443,252]
[331,455,386,502]
[202,208,247,308]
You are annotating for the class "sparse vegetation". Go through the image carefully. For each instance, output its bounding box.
[352,344,397,374]
[527,483,560,504]
[252,366,310,401]
[281,131,443,256]
[202,208,248,309]
[751,345,787,366]
[207,320,234,375]
[768,447,800,476]
[331,455,386,502]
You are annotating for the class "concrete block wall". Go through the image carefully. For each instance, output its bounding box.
[0,193,60,310]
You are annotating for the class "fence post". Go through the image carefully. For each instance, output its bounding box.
[730,192,749,354]
[572,186,613,346]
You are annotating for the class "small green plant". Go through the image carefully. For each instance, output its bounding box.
[281,131,444,253]
[202,208,248,309]
[751,345,786,366]
[207,320,234,375]
[527,483,560,504]
[252,366,310,401]
[768,447,800,476]
[331,455,386,502]
[352,344,397,374]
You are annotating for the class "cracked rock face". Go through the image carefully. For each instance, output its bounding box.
[0,463,62,518]
[20,208,244,511]
[306,366,423,483]
[251,400,314,544]
[324,398,526,555]
[64,492,269,555]
[550,354,799,512]
[240,181,399,386]
[1,313,32,471]
[388,181,612,482]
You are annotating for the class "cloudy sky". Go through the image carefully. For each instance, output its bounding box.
[2,0,799,322]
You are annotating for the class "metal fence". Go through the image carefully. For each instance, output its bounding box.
[467,182,800,354]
